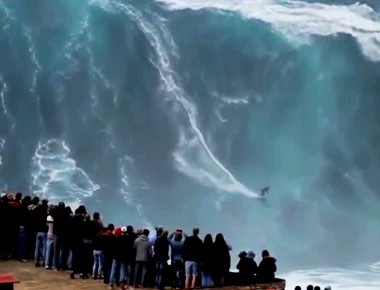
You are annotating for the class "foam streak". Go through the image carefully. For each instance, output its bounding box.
[0,76,15,132]
[23,27,43,123]
[0,0,16,31]
[56,7,114,107]
[0,138,5,166]
[93,0,259,198]
[119,156,153,230]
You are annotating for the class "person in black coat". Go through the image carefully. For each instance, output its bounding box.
[183,228,203,289]
[99,224,116,285]
[109,226,137,288]
[258,249,277,282]
[31,199,48,267]
[0,195,12,259]
[236,251,257,285]
[200,234,213,288]
[69,207,86,279]
[154,230,170,290]
[211,233,231,287]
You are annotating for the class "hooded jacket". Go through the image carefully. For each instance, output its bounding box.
[183,235,203,263]
[258,256,277,281]
[134,234,151,262]
[32,204,48,233]
[98,231,115,257]
[114,232,136,262]
[237,256,257,282]
[154,235,170,262]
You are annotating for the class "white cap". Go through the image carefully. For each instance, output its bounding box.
[47,215,54,222]
[121,226,127,232]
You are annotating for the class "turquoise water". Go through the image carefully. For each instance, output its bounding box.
[1,0,380,272]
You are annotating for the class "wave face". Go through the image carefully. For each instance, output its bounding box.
[1,0,380,272]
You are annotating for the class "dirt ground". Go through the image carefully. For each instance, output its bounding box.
[0,260,284,290]
[0,260,113,290]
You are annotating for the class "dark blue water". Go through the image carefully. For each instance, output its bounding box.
[1,0,380,270]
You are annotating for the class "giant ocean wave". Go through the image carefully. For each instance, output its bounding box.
[1,0,380,286]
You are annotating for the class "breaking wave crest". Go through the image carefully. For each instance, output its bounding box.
[155,0,380,61]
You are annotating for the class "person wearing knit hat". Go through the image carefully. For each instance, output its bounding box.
[237,250,257,285]
[247,251,256,260]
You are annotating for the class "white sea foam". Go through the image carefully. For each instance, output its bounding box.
[31,139,99,207]
[0,76,15,132]
[22,26,43,124]
[56,3,115,107]
[0,0,16,31]
[282,265,380,290]
[81,12,113,108]
[155,0,380,62]
[119,156,153,230]
[221,96,250,105]
[214,93,256,123]
[92,0,259,198]
[0,138,5,166]
[0,76,8,116]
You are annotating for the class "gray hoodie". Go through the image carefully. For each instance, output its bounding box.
[134,234,151,262]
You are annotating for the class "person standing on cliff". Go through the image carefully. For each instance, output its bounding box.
[154,230,170,290]
[183,228,203,289]
[134,229,151,288]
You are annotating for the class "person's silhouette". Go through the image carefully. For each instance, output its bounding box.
[260,186,270,197]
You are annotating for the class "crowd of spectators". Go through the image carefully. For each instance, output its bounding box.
[0,191,329,290]
[294,286,331,290]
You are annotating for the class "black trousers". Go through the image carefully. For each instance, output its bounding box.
[79,243,93,275]
[171,260,184,288]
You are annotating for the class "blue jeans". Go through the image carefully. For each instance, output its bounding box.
[34,232,47,264]
[202,272,213,287]
[67,249,73,269]
[92,250,104,277]
[155,261,167,288]
[45,235,55,267]
[18,226,26,260]
[110,260,130,285]
[53,236,63,269]
[185,261,198,276]
[57,239,71,269]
